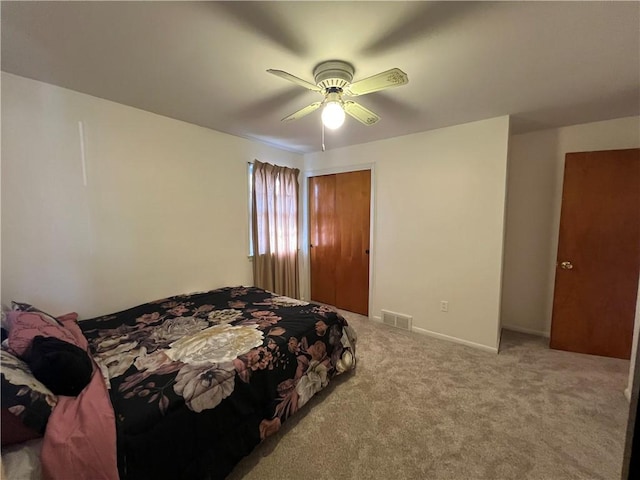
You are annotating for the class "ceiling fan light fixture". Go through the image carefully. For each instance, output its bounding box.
[321,101,345,130]
[321,90,345,130]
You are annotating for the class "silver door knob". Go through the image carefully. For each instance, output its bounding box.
[559,261,573,270]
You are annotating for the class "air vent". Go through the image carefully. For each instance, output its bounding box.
[381,310,413,331]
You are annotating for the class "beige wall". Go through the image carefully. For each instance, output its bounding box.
[5,71,636,358]
[502,116,640,337]
[1,73,303,318]
[304,116,511,352]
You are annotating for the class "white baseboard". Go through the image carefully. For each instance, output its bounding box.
[502,324,550,338]
[372,316,498,354]
[625,387,631,402]
[412,326,499,354]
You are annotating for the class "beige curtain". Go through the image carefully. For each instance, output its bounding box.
[251,160,300,298]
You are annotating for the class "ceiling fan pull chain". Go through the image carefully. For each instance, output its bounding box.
[321,120,326,152]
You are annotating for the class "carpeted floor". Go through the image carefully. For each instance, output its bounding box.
[228,311,630,480]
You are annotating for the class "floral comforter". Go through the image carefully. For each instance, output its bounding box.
[79,286,357,480]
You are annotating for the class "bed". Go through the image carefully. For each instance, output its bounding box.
[1,286,357,480]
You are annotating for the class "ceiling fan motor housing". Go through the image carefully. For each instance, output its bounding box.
[314,60,354,92]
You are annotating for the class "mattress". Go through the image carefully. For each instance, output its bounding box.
[78,286,356,479]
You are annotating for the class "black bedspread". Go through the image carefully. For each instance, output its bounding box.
[79,286,356,479]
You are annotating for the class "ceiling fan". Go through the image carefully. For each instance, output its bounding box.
[267,60,409,129]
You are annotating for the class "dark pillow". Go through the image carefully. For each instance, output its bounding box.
[1,349,57,441]
[26,336,93,397]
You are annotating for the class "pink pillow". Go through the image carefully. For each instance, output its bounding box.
[7,311,80,358]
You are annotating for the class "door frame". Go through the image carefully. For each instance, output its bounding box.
[302,163,376,316]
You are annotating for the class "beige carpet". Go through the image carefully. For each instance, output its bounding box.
[228,311,630,480]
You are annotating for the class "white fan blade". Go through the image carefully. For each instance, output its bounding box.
[343,101,380,126]
[282,102,322,122]
[346,68,409,96]
[267,69,322,92]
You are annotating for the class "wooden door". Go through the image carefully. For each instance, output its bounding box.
[309,170,371,315]
[335,170,371,315]
[550,148,640,359]
[309,175,337,306]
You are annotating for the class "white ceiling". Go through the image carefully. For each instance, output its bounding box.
[2,1,639,154]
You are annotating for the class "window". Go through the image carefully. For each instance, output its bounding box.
[249,161,299,257]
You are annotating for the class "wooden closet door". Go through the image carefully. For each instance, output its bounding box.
[335,170,371,315]
[309,170,371,316]
[309,175,337,306]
